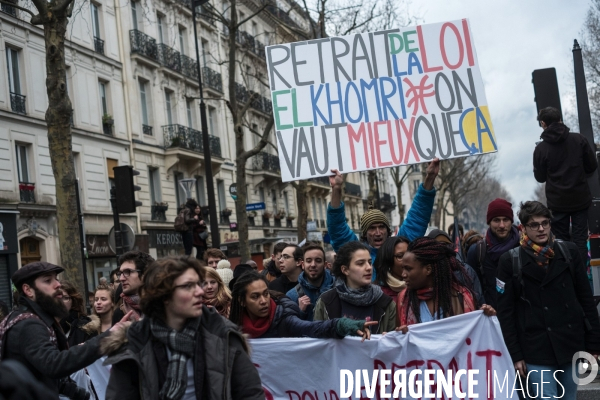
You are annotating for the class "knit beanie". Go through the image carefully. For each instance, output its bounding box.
[360,205,391,238]
[216,260,233,287]
[486,198,514,224]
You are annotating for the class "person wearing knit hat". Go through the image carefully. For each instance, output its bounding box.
[466,197,520,309]
[326,159,440,283]
[216,259,234,287]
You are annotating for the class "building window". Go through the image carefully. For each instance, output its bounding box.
[131,1,139,31]
[139,80,152,135]
[6,48,25,115]
[157,14,165,44]
[186,100,194,128]
[311,197,317,221]
[178,27,187,55]
[201,39,209,67]
[91,3,104,54]
[284,191,289,214]
[412,179,421,194]
[217,180,226,214]
[107,158,118,188]
[148,167,161,204]
[174,172,185,206]
[195,176,205,205]
[165,90,173,125]
[99,81,108,116]
[15,144,30,183]
[271,189,277,213]
[258,187,265,204]
[208,106,217,135]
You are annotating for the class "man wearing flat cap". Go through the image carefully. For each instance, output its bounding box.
[0,262,127,398]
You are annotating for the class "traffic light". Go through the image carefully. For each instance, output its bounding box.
[532,68,562,120]
[113,165,142,214]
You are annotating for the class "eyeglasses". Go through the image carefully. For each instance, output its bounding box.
[278,254,294,261]
[525,220,550,230]
[116,269,141,278]
[394,253,404,261]
[173,281,203,292]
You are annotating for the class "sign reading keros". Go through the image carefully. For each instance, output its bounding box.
[266,19,496,181]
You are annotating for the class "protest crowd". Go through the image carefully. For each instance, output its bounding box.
[0,106,599,400]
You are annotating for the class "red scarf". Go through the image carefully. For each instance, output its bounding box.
[242,299,276,338]
[416,287,434,301]
[121,293,141,312]
[397,284,475,326]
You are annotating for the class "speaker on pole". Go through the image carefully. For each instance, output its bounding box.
[532,68,562,120]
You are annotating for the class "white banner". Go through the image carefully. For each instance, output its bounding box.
[266,19,496,181]
[250,312,517,399]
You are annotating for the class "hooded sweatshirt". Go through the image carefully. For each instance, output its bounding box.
[533,123,597,212]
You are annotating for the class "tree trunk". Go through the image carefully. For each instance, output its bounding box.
[396,183,404,225]
[44,9,83,292]
[367,170,377,207]
[296,181,308,242]
[235,150,250,261]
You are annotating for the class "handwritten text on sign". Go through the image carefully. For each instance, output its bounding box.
[266,19,496,181]
[249,312,516,400]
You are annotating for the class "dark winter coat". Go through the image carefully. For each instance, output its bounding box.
[496,241,600,366]
[255,296,342,339]
[285,270,335,320]
[533,123,598,212]
[60,311,99,347]
[268,274,297,295]
[2,297,109,396]
[103,306,264,400]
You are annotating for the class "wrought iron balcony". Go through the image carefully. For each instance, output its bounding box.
[202,67,223,92]
[163,124,222,158]
[309,176,330,186]
[151,204,168,221]
[103,123,113,135]
[253,151,280,173]
[380,193,397,212]
[19,182,35,203]
[158,43,181,73]
[94,36,104,54]
[197,5,214,24]
[0,1,17,16]
[264,0,301,30]
[10,92,26,115]
[344,182,362,197]
[181,54,198,80]
[142,124,153,136]
[234,83,271,114]
[130,30,158,61]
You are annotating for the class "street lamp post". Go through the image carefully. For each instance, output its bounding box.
[192,0,220,249]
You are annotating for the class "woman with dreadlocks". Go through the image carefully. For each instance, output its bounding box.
[397,237,496,326]
[230,271,377,340]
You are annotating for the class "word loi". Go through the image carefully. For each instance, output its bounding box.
[266,19,496,181]
[340,369,479,399]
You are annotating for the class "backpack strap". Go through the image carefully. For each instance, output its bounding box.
[320,289,342,319]
[510,247,523,287]
[477,239,487,270]
[0,312,57,361]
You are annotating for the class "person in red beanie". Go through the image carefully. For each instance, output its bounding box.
[466,198,520,309]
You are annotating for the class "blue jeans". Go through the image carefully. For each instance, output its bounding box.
[525,363,576,400]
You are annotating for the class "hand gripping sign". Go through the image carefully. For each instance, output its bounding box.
[265,19,496,182]
[249,312,518,399]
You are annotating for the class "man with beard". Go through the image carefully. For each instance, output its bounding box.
[112,250,155,324]
[0,262,128,398]
[286,243,334,321]
[467,198,520,308]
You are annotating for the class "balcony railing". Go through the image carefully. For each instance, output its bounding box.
[130,30,158,61]
[264,0,301,30]
[19,182,35,203]
[309,176,330,186]
[202,67,223,92]
[234,83,272,114]
[103,123,113,135]
[151,204,168,221]
[0,1,17,16]
[253,151,280,173]
[181,54,198,80]
[142,124,153,136]
[10,92,26,115]
[344,182,362,197]
[163,124,222,157]
[94,36,105,55]
[158,43,181,73]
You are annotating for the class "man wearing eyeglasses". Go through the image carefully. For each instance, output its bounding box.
[112,250,155,325]
[268,244,303,294]
[496,201,600,400]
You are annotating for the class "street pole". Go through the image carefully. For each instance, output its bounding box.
[110,187,124,258]
[75,179,90,312]
[192,0,220,249]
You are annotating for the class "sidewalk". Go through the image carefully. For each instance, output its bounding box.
[577,375,600,400]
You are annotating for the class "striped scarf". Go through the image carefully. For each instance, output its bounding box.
[520,232,555,268]
[150,317,200,400]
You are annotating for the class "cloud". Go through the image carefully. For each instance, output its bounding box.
[422,0,589,205]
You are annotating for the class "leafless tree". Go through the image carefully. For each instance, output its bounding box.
[533,182,547,206]
[390,165,413,224]
[462,176,513,233]
[581,0,600,141]
[0,0,83,291]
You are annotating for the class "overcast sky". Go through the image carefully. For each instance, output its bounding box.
[420,0,590,206]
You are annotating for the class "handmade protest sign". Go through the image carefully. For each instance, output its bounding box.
[266,19,496,182]
[250,312,517,400]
